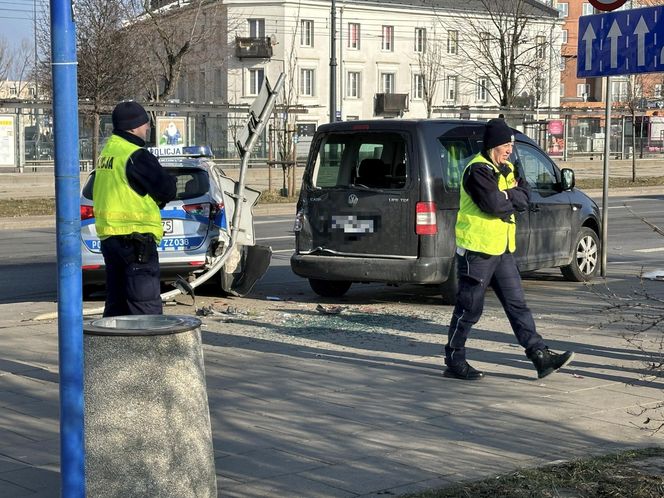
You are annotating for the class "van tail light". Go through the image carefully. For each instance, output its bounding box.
[416,202,437,235]
[293,211,303,232]
[80,205,94,220]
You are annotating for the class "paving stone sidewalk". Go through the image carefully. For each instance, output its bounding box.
[0,274,662,496]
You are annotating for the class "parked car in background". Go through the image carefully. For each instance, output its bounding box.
[80,145,271,297]
[291,119,601,303]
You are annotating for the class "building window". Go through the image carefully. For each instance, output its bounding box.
[479,31,490,54]
[249,68,264,95]
[199,71,206,101]
[347,71,361,98]
[582,3,594,16]
[382,26,394,51]
[348,23,360,49]
[446,75,457,101]
[413,74,424,99]
[301,20,314,47]
[560,83,565,98]
[214,68,223,99]
[562,30,568,44]
[248,18,265,37]
[577,83,590,99]
[611,80,629,101]
[381,72,395,94]
[447,30,458,55]
[536,35,546,59]
[9,86,17,96]
[560,55,566,70]
[28,86,36,97]
[655,84,663,98]
[414,28,426,53]
[556,3,568,18]
[476,77,488,102]
[300,68,315,96]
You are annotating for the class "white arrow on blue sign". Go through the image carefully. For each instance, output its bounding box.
[577,5,664,78]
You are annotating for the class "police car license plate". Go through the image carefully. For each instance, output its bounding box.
[162,219,173,234]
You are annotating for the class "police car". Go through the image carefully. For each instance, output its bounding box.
[81,145,271,296]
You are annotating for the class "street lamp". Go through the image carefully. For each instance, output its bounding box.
[329,0,337,123]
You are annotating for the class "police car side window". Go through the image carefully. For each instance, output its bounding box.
[514,143,558,194]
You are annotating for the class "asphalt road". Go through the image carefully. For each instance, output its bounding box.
[1,193,663,306]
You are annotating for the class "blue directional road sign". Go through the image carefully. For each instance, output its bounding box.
[578,5,664,78]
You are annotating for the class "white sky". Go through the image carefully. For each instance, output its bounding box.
[0,0,40,52]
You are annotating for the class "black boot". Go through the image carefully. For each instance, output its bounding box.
[443,361,484,381]
[528,348,574,379]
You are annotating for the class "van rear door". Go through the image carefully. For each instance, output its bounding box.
[298,131,418,258]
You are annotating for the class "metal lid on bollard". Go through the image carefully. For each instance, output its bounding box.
[83,314,202,336]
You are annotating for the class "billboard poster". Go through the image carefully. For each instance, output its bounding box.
[547,119,564,157]
[156,116,186,146]
[0,115,16,167]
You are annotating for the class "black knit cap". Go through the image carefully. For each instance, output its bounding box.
[483,118,514,150]
[112,101,149,131]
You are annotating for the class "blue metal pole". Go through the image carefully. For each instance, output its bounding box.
[50,0,85,496]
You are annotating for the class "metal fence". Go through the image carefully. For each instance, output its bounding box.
[4,101,664,172]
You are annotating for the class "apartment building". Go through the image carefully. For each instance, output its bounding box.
[175,0,562,148]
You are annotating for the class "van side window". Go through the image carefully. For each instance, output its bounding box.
[313,140,346,187]
[514,143,558,194]
[436,138,473,190]
[312,133,408,189]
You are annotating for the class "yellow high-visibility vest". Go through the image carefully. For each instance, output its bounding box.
[455,153,517,255]
[93,135,163,243]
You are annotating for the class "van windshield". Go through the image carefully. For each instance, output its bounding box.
[311,132,408,189]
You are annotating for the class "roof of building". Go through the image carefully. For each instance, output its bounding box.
[341,0,559,18]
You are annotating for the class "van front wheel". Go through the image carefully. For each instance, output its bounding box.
[560,227,600,282]
[308,279,352,297]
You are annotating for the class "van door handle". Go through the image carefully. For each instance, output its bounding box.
[530,204,540,213]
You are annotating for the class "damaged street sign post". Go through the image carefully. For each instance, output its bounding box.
[159,73,286,303]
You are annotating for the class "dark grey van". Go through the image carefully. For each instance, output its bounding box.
[290,119,601,302]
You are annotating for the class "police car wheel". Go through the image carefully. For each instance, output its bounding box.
[560,227,599,282]
[308,279,352,298]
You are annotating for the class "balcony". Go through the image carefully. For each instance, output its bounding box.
[374,93,409,117]
[235,37,273,59]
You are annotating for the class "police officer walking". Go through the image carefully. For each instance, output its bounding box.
[93,101,176,317]
[444,118,574,381]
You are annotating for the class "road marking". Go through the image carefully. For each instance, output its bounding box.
[272,249,294,254]
[634,247,664,253]
[254,218,292,225]
[256,235,293,241]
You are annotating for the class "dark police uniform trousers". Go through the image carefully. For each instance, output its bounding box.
[100,235,162,317]
[445,250,546,366]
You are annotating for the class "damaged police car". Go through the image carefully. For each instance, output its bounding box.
[81,145,271,297]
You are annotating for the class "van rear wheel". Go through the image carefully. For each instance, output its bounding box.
[308,279,352,297]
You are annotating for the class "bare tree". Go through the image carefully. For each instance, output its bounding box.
[77,0,135,160]
[434,0,559,108]
[0,37,33,96]
[122,0,223,102]
[415,27,446,118]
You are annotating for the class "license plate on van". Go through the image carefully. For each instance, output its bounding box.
[162,219,173,234]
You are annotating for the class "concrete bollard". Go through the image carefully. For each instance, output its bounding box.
[84,315,216,498]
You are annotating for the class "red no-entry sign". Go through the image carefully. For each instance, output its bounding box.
[588,0,628,12]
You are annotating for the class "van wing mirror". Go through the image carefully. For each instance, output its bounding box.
[561,168,575,191]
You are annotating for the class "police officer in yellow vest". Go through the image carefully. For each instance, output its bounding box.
[444,118,574,381]
[94,101,176,317]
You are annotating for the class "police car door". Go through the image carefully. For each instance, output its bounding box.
[514,142,573,269]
